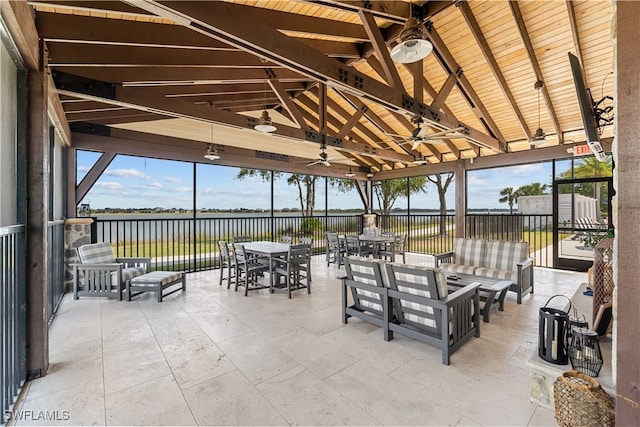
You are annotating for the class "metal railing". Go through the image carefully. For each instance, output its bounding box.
[1,225,26,425]
[47,221,65,324]
[95,213,552,272]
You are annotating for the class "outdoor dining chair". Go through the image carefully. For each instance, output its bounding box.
[232,243,270,296]
[326,231,345,267]
[272,243,311,298]
[345,234,374,257]
[379,233,407,263]
[280,235,293,243]
[217,240,236,289]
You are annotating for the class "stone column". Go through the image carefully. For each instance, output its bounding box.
[64,218,93,292]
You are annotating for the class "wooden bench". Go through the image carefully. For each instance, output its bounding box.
[126,271,186,302]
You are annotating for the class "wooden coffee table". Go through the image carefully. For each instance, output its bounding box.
[446,273,512,323]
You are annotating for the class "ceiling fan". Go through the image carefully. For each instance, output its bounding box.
[307,145,338,167]
[386,117,464,150]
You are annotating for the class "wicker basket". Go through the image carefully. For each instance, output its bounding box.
[553,370,615,427]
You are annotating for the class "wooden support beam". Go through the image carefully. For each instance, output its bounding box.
[318,83,327,135]
[425,24,507,147]
[268,78,309,130]
[130,0,499,151]
[565,1,586,79]
[457,1,532,141]
[70,130,368,180]
[0,0,40,70]
[46,42,276,68]
[412,60,423,101]
[358,9,404,90]
[75,152,116,204]
[430,74,456,112]
[336,108,365,139]
[47,72,72,145]
[509,1,563,142]
[25,39,49,379]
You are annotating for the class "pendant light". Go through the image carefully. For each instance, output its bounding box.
[204,123,220,160]
[345,167,355,178]
[254,80,277,133]
[531,80,546,146]
[390,3,432,64]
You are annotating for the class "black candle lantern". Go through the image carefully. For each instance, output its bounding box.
[565,314,589,350]
[568,328,604,377]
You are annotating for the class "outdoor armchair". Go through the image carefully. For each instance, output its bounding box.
[73,242,151,300]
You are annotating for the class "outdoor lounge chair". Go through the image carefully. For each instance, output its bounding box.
[384,263,481,365]
[73,242,151,300]
[341,257,390,336]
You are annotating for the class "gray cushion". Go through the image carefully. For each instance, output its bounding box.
[484,240,529,271]
[440,263,478,276]
[453,238,486,268]
[77,242,116,264]
[129,271,183,286]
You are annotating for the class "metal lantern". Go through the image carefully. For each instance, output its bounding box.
[565,314,589,350]
[569,328,604,377]
[539,295,571,365]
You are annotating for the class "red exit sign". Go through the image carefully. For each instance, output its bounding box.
[574,144,592,155]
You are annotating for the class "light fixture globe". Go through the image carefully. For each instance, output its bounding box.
[254,110,277,133]
[204,143,220,160]
[345,168,355,178]
[390,17,433,64]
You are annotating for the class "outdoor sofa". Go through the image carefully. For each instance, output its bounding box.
[434,238,534,304]
[341,256,480,365]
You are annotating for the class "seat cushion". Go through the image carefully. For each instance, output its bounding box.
[484,240,529,271]
[129,271,183,285]
[453,238,487,268]
[473,268,517,282]
[346,257,384,312]
[77,242,116,264]
[440,263,478,276]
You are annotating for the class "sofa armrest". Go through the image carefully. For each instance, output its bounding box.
[433,251,454,266]
[116,257,152,271]
[513,257,535,303]
[71,262,123,271]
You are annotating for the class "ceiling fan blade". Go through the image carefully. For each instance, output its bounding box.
[307,159,322,166]
[411,140,421,150]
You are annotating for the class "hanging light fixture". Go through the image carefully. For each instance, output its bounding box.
[531,80,546,146]
[345,167,355,178]
[390,16,433,64]
[254,80,277,133]
[204,124,220,160]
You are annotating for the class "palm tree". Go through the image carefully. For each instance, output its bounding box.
[499,187,518,214]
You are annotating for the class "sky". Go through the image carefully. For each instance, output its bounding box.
[77,150,563,211]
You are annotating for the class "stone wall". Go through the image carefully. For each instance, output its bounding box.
[64,218,93,292]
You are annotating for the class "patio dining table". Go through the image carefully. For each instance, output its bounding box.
[358,235,394,258]
[242,241,290,290]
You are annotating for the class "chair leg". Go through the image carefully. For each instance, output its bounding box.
[219,262,224,286]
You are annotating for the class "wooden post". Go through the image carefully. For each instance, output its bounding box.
[614,1,640,423]
[454,160,466,238]
[25,41,50,377]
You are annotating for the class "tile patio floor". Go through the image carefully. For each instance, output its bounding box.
[12,254,588,426]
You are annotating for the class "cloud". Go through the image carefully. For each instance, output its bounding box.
[146,182,163,188]
[165,176,183,183]
[77,165,91,172]
[509,164,545,173]
[172,186,191,193]
[104,168,147,179]
[95,182,123,190]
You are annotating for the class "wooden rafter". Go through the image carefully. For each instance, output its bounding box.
[268,79,309,130]
[457,1,532,141]
[128,0,500,151]
[509,1,563,143]
[565,1,585,76]
[424,24,507,148]
[358,9,404,90]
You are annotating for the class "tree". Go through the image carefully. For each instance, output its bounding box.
[559,156,613,217]
[499,187,518,214]
[332,176,428,223]
[427,173,454,235]
[515,182,549,196]
[237,169,318,217]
